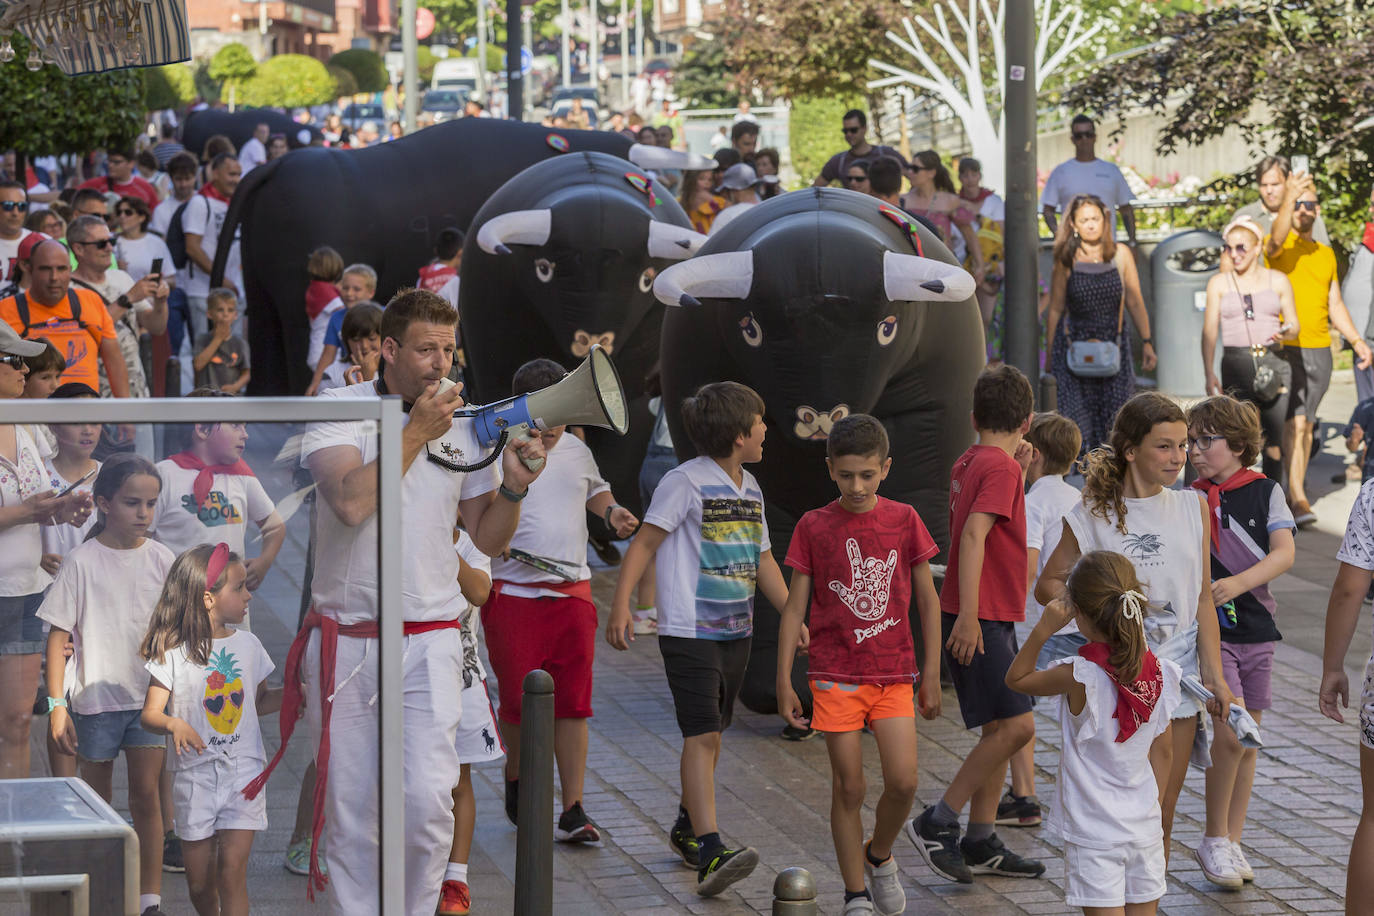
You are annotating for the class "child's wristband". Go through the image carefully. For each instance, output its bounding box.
[46,697,68,713]
[604,504,623,529]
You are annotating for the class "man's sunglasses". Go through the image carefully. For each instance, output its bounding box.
[115,208,135,217]
[0,354,26,370]
[0,200,28,213]
[75,238,115,249]
[1295,200,1318,211]
[1072,131,1096,140]
[841,126,864,135]
[844,175,868,184]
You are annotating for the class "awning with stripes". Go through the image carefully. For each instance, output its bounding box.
[0,0,189,75]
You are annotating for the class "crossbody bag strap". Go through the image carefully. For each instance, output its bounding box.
[1228,270,1262,353]
[1113,248,1127,341]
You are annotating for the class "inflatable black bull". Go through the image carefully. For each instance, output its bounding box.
[654,188,985,714]
[181,109,323,157]
[210,119,635,394]
[460,151,708,514]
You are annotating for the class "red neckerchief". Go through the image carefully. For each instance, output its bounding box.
[1077,642,1163,742]
[960,187,993,205]
[305,280,342,321]
[166,450,255,510]
[1191,469,1266,547]
[199,183,232,204]
[1363,222,1374,253]
[243,610,460,897]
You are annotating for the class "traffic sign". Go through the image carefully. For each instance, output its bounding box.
[520,47,532,75]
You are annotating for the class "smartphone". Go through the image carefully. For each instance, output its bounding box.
[150,257,163,281]
[55,466,98,498]
[1292,155,1310,175]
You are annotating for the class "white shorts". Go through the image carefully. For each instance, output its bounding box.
[172,756,268,842]
[1063,839,1166,908]
[456,678,505,766]
[1360,655,1374,750]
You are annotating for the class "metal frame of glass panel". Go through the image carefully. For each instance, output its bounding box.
[0,397,407,915]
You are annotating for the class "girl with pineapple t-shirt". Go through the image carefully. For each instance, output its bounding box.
[141,543,280,916]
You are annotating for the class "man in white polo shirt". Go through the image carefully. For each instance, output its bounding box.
[247,289,546,915]
[1040,115,1138,246]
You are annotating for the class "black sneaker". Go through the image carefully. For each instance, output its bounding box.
[994,792,1042,827]
[696,846,759,897]
[904,806,972,883]
[589,535,622,566]
[162,830,185,873]
[960,833,1045,878]
[669,823,700,869]
[504,777,519,826]
[779,724,821,741]
[555,802,601,843]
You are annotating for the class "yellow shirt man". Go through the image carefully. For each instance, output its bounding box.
[1266,231,1337,349]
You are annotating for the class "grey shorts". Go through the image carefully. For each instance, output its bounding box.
[1283,346,1332,419]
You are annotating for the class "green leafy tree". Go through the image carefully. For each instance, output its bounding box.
[328,65,359,99]
[417,44,438,83]
[208,43,257,111]
[0,33,142,158]
[790,94,864,187]
[329,48,389,93]
[240,54,338,108]
[143,63,196,111]
[672,38,734,108]
[1062,0,1374,248]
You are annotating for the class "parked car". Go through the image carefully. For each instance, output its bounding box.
[549,86,600,127]
[421,89,468,123]
[341,103,386,131]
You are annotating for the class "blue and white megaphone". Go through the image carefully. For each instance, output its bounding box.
[433,344,629,472]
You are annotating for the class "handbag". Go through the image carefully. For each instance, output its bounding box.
[1066,259,1125,378]
[1231,273,1285,403]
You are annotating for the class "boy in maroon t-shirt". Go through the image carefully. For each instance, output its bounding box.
[777,414,942,914]
[908,364,1044,886]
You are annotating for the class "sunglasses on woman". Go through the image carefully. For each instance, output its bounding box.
[115,208,135,217]
[844,175,868,184]
[1224,243,1248,257]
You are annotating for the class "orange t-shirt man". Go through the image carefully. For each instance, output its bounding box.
[0,287,117,390]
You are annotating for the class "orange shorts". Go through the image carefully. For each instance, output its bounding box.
[810,680,915,733]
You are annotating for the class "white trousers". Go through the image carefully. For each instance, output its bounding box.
[303,628,463,916]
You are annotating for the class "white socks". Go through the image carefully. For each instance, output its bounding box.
[139,894,161,913]
[444,862,468,884]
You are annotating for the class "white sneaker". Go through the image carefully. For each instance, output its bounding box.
[843,897,876,915]
[1197,836,1243,889]
[1230,840,1254,882]
[631,609,658,635]
[863,844,906,915]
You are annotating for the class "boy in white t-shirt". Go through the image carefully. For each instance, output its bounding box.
[1002,412,1083,829]
[152,411,285,592]
[481,359,639,844]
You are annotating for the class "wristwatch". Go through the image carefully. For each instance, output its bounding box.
[1141,337,1154,347]
[116,294,131,310]
[498,483,528,503]
[604,504,623,528]
[45,697,68,714]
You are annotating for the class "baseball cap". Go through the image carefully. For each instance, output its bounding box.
[0,321,48,358]
[16,231,51,263]
[714,163,780,194]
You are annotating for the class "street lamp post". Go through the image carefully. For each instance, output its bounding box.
[1003,0,1040,398]
[589,0,599,92]
[561,0,570,88]
[402,0,418,132]
[619,0,628,108]
[477,0,487,101]
[507,0,524,121]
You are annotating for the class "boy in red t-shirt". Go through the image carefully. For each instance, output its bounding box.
[908,365,1044,886]
[778,414,942,915]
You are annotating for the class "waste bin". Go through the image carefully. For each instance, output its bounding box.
[1152,230,1222,397]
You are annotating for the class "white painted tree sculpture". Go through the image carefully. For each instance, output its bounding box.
[867,0,1101,191]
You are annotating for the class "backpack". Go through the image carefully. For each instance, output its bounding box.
[14,289,87,338]
[163,199,194,271]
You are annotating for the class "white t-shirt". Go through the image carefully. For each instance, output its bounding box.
[1040,158,1135,232]
[0,424,53,596]
[437,275,460,311]
[116,233,174,286]
[37,537,176,714]
[1065,488,1205,634]
[454,530,491,688]
[709,202,756,236]
[1047,655,1181,848]
[180,194,241,298]
[145,629,274,771]
[643,456,771,640]
[318,358,353,394]
[308,297,343,370]
[490,434,609,595]
[78,269,152,399]
[238,137,268,174]
[152,461,276,557]
[40,459,100,560]
[301,380,502,625]
[149,196,186,239]
[0,228,32,283]
[1337,479,1374,643]
[1025,474,1082,628]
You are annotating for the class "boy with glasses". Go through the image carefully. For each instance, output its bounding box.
[814,109,907,188]
[1040,114,1137,245]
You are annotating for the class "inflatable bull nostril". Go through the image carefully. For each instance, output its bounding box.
[660,187,986,719]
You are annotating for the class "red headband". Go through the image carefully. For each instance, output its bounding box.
[205,542,231,591]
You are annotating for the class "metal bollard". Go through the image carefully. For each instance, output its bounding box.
[772,867,818,915]
[514,669,555,916]
[1039,371,1058,413]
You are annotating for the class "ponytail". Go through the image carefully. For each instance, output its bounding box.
[1067,551,1149,683]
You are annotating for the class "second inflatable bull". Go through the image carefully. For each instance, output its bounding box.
[653,188,986,715]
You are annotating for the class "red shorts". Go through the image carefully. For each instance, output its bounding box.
[481,589,596,723]
[810,680,914,733]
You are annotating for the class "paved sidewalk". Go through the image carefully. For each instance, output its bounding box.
[24,374,1372,914]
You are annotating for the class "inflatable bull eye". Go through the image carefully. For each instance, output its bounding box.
[546,133,571,152]
[638,267,656,293]
[534,258,555,283]
[879,205,926,256]
[877,315,898,346]
[740,312,764,347]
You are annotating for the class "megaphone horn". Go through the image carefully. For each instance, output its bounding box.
[436,345,629,473]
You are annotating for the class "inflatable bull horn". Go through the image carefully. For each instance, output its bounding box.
[627,144,718,172]
[480,206,707,260]
[653,249,975,309]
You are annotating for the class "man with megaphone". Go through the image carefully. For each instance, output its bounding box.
[246,289,548,916]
